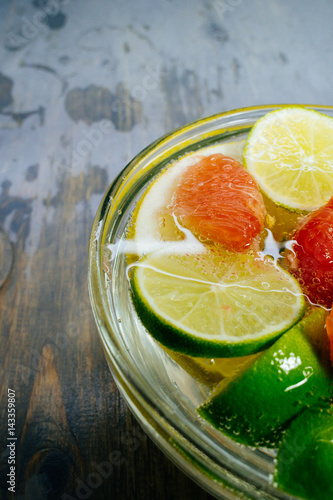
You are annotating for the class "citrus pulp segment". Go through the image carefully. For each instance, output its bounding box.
[130,247,305,358]
[243,107,333,211]
[288,196,333,308]
[169,154,266,252]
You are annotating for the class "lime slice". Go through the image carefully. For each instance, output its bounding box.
[130,248,305,358]
[275,406,333,500]
[130,141,245,257]
[198,308,332,447]
[243,107,333,211]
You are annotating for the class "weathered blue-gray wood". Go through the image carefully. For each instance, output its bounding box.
[0,0,332,498]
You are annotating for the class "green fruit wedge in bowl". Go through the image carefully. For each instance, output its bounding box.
[198,308,333,447]
[275,406,333,500]
[129,247,305,358]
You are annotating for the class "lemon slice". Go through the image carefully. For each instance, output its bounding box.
[130,248,305,358]
[243,107,333,211]
[130,141,245,257]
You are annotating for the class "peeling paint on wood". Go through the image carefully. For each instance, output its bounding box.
[65,84,142,131]
[0,74,13,111]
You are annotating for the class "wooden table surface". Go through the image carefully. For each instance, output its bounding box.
[1,1,333,499]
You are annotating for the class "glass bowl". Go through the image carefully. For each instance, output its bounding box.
[88,105,333,500]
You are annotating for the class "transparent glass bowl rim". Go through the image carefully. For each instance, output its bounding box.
[88,104,333,499]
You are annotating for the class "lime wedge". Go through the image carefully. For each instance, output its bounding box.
[243,107,333,211]
[130,248,305,358]
[275,406,333,500]
[198,308,332,447]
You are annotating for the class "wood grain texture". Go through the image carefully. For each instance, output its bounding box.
[0,0,333,498]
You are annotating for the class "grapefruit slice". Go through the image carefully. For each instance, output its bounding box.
[169,154,266,252]
[130,141,246,257]
[288,196,333,308]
